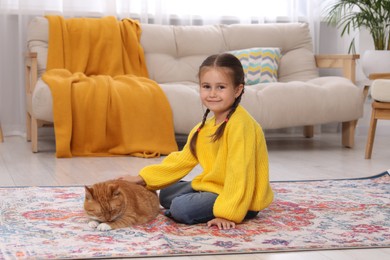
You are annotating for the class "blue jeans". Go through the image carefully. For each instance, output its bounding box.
[159,181,258,224]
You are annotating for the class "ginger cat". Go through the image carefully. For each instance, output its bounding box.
[84,179,160,231]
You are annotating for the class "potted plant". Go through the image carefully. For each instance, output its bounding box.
[323,0,390,76]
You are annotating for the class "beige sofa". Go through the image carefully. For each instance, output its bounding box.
[26,16,367,152]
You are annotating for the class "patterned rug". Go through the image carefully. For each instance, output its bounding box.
[0,172,389,259]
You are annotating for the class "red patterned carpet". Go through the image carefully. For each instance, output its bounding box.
[0,172,389,259]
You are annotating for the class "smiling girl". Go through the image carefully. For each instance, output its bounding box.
[123,53,273,230]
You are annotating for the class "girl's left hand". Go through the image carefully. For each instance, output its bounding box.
[207,217,236,230]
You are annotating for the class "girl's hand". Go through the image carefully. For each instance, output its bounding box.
[117,175,146,186]
[207,217,236,230]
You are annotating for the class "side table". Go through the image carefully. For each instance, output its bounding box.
[365,73,390,159]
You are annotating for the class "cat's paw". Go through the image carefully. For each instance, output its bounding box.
[88,220,100,228]
[97,223,112,231]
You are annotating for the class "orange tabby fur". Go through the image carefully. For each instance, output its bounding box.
[84,179,160,230]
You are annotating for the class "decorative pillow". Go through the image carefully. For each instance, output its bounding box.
[229,47,282,85]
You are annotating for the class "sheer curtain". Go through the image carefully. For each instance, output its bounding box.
[0,0,321,137]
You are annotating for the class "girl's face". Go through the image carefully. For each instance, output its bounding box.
[199,67,243,124]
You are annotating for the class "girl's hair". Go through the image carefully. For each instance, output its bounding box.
[189,53,245,158]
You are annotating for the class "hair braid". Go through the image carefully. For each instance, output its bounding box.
[212,90,244,142]
[189,108,210,157]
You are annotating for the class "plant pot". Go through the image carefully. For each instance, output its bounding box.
[361,50,390,77]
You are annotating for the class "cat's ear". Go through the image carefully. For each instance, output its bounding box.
[85,186,94,200]
[109,184,120,198]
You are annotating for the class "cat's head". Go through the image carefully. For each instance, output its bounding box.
[84,182,127,223]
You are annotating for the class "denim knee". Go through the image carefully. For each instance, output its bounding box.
[169,200,193,224]
[169,197,201,224]
[159,181,193,209]
[168,192,216,225]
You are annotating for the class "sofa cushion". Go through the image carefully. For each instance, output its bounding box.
[158,82,205,134]
[31,77,363,135]
[370,79,390,102]
[242,77,364,129]
[32,76,363,133]
[141,24,226,84]
[229,47,281,85]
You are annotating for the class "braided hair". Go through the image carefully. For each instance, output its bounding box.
[189,53,245,158]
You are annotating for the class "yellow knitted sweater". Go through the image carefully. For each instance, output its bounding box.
[139,105,274,223]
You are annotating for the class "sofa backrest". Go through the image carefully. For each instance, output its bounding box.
[141,23,319,84]
[27,17,319,82]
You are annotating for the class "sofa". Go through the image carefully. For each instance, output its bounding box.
[26,16,367,152]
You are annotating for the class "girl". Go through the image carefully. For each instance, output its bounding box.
[124,53,273,230]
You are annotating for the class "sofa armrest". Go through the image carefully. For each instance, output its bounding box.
[24,52,38,146]
[315,54,360,83]
[368,73,390,80]
[25,52,38,96]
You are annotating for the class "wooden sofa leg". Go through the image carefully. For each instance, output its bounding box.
[31,117,38,153]
[342,120,357,148]
[303,125,314,138]
[26,112,32,142]
[0,123,3,142]
[341,85,370,149]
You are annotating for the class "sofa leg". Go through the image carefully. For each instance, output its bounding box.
[303,125,314,138]
[31,117,38,153]
[26,113,32,142]
[0,123,3,142]
[342,120,357,148]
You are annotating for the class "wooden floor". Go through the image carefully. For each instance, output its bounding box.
[0,100,389,259]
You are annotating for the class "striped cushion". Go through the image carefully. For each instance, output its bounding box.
[229,47,282,85]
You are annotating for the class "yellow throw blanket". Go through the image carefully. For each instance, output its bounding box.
[42,16,178,158]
